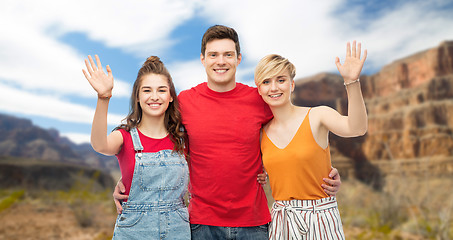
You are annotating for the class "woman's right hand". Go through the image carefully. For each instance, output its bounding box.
[82,54,113,99]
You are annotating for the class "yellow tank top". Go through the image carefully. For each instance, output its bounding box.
[261,109,331,200]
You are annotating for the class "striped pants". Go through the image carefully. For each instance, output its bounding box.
[269,196,345,240]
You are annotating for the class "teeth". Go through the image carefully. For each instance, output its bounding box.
[215,69,226,73]
[149,104,160,107]
[270,94,282,98]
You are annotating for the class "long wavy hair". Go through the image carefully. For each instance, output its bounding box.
[115,56,186,156]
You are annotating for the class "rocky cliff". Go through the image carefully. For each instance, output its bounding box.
[293,41,453,187]
[0,113,118,171]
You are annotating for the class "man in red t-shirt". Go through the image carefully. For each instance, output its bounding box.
[114,25,341,239]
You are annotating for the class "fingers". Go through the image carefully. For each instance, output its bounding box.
[362,49,368,63]
[84,58,93,74]
[322,175,341,196]
[323,178,337,186]
[82,69,90,80]
[113,192,129,200]
[114,197,123,214]
[329,167,340,179]
[352,40,356,58]
[322,184,338,196]
[357,42,361,59]
[113,182,128,215]
[95,54,102,70]
[335,56,341,70]
[118,179,126,193]
[257,173,267,185]
[88,55,97,71]
[106,65,113,78]
[346,42,351,57]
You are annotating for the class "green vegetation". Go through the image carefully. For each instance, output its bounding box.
[49,170,114,228]
[338,176,453,239]
[0,190,25,213]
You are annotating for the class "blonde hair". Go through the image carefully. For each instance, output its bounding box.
[254,54,296,86]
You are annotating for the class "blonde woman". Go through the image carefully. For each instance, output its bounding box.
[255,41,367,239]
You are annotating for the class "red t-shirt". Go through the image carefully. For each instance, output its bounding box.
[178,82,273,227]
[116,128,174,198]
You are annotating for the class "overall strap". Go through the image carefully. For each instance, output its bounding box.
[130,128,144,152]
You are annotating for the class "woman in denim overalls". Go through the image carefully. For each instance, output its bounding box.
[83,54,190,239]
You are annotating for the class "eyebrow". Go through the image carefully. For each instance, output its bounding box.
[141,86,169,89]
[207,51,236,55]
[276,75,289,79]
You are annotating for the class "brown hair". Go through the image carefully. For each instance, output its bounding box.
[201,25,240,56]
[115,56,186,156]
[255,54,296,86]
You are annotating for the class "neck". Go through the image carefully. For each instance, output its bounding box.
[269,103,297,125]
[138,115,167,138]
[207,80,236,92]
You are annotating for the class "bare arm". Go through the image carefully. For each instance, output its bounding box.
[83,55,123,155]
[320,41,368,137]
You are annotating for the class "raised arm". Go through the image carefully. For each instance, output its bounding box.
[83,55,123,155]
[320,41,368,137]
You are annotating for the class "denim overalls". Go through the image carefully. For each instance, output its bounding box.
[112,128,190,240]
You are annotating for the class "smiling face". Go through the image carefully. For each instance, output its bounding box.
[201,38,242,92]
[138,74,173,118]
[257,70,295,107]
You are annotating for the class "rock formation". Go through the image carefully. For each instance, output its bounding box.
[293,41,453,187]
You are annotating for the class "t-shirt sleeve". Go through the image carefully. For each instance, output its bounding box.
[115,128,128,158]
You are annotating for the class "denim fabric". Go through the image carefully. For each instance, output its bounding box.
[190,223,269,240]
[113,128,190,240]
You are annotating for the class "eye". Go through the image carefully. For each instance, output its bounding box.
[262,80,270,85]
[278,79,286,83]
[226,53,233,57]
[158,89,168,93]
[209,53,216,58]
[143,89,151,92]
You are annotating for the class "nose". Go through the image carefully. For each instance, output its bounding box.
[150,91,159,100]
[217,55,225,64]
[270,81,278,91]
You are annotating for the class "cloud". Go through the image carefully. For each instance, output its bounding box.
[61,132,91,145]
[168,59,206,92]
[0,82,123,126]
[3,0,202,56]
[198,0,453,77]
[0,4,132,98]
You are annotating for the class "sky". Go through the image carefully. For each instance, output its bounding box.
[1,0,453,144]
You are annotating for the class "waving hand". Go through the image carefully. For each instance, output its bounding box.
[82,55,113,98]
[335,41,367,83]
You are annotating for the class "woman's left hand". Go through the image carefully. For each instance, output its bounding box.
[335,41,367,83]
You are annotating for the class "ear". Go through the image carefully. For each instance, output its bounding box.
[170,96,174,102]
[237,53,242,65]
[200,53,205,65]
[291,79,295,92]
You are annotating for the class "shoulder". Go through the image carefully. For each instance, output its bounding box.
[236,82,258,93]
[178,83,207,101]
[235,83,263,102]
[112,129,126,141]
[309,105,335,115]
[308,106,338,123]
